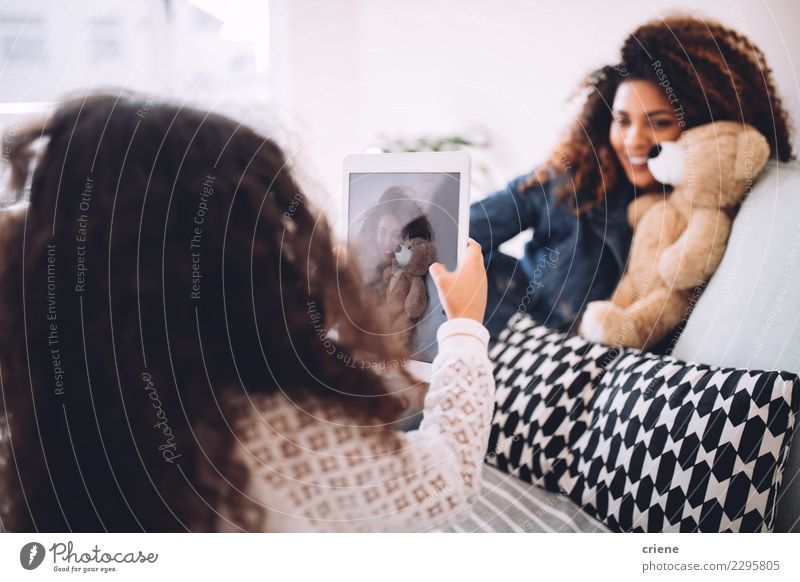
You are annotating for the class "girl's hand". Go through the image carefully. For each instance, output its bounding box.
[428,238,487,323]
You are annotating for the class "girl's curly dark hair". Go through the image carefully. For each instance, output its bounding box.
[0,93,413,532]
[525,14,795,212]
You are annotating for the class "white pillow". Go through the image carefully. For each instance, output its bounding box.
[671,161,800,532]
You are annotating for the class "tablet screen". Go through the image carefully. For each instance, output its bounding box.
[347,172,461,363]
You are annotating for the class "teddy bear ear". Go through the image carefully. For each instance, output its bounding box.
[734,125,770,183]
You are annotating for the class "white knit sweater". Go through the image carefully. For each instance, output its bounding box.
[221,318,495,532]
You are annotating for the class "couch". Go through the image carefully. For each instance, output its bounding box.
[446,160,800,533]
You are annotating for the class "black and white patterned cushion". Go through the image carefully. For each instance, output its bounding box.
[486,313,800,533]
[487,316,619,489]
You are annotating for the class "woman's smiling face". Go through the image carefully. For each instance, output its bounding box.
[376,213,403,260]
[609,80,683,190]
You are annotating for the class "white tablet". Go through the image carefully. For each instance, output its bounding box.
[342,151,470,381]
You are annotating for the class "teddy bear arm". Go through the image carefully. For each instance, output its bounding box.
[387,273,411,303]
[404,277,428,319]
[658,209,731,290]
[627,193,662,229]
[625,287,691,350]
[609,273,639,308]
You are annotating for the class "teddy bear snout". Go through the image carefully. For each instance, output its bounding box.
[648,144,662,159]
[394,244,412,266]
[647,140,684,186]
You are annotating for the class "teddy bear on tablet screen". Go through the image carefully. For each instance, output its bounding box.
[579,121,770,350]
[383,236,437,346]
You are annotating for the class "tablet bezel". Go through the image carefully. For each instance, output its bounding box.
[341,151,471,380]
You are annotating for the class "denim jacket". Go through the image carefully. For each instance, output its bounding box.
[469,169,635,338]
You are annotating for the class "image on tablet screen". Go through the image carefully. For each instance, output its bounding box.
[348,172,460,363]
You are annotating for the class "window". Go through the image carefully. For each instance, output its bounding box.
[0,0,271,124]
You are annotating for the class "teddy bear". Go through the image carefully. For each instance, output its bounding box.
[579,121,770,350]
[382,236,437,345]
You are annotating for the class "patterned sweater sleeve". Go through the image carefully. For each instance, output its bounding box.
[235,318,496,532]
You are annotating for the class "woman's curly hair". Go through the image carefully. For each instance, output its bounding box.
[0,93,413,532]
[526,14,795,212]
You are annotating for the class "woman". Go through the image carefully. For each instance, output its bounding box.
[470,15,795,343]
[0,94,491,532]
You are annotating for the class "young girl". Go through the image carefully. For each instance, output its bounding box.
[471,15,795,343]
[0,94,491,532]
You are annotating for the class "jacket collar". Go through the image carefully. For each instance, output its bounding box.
[585,181,635,273]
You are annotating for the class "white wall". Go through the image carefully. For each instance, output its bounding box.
[269,0,800,222]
